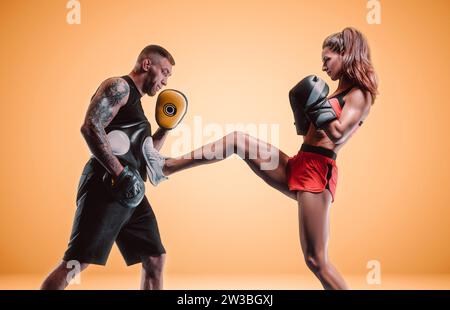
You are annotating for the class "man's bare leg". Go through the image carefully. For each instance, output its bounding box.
[141,254,166,290]
[40,261,89,290]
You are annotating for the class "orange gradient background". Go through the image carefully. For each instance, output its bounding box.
[0,0,449,288]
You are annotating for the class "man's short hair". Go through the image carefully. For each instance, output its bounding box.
[137,45,175,65]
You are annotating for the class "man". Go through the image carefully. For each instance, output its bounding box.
[41,45,186,290]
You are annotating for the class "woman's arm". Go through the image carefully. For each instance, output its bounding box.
[323,89,372,144]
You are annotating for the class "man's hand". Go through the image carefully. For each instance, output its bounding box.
[155,89,188,130]
[151,127,169,152]
[80,77,130,177]
[152,89,188,151]
[103,166,145,208]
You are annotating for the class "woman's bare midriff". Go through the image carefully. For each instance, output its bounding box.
[302,124,346,154]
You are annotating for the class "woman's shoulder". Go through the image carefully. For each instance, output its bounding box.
[345,87,373,107]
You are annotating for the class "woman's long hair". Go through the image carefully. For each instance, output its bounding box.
[323,27,378,102]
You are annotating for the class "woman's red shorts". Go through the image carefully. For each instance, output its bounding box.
[286,144,338,202]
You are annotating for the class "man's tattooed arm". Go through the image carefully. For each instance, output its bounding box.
[81,77,130,177]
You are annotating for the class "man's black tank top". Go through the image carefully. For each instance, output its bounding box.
[88,75,152,181]
[106,75,149,127]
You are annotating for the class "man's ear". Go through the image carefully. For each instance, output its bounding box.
[142,58,152,71]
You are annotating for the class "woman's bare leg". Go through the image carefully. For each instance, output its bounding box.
[297,190,348,290]
[164,131,296,200]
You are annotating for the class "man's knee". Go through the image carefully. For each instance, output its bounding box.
[142,254,166,278]
[61,260,89,274]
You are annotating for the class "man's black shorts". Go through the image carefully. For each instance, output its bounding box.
[63,158,166,266]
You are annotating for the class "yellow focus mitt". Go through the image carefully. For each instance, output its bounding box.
[155,89,188,130]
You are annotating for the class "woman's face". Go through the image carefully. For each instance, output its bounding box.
[322,47,343,81]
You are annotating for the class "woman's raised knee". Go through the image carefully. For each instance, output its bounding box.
[225,131,248,155]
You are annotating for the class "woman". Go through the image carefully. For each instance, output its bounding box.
[147,27,378,289]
